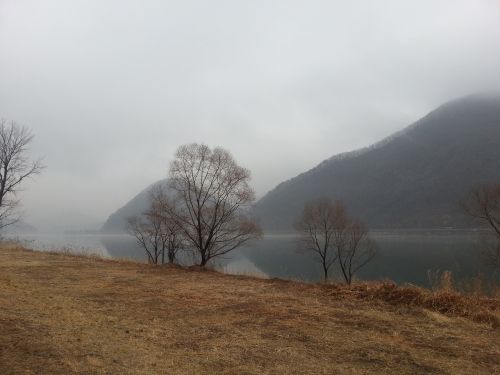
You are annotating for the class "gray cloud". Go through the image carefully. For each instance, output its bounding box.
[1,0,499,230]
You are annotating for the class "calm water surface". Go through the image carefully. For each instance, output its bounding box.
[8,231,499,288]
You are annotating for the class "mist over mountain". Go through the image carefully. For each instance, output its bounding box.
[102,95,500,233]
[254,95,500,230]
[101,180,167,232]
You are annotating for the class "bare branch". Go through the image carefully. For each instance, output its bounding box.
[0,119,44,230]
[462,183,500,268]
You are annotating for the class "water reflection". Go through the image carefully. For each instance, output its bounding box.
[9,231,499,288]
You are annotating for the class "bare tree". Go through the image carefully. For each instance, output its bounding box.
[296,198,377,283]
[127,185,184,264]
[167,143,261,266]
[0,120,43,229]
[462,183,500,267]
[127,215,163,264]
[336,220,377,285]
[149,185,184,264]
[484,242,500,269]
[294,198,347,281]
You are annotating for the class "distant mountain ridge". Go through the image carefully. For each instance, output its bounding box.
[253,95,500,230]
[102,95,500,232]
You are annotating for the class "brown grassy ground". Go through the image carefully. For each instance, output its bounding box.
[0,244,499,374]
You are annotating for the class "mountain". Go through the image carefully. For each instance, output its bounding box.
[102,95,500,232]
[253,95,500,230]
[101,180,167,232]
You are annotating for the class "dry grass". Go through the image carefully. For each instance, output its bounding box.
[0,244,499,374]
[326,282,500,327]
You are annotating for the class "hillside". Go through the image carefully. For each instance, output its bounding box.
[102,95,500,232]
[254,95,500,230]
[101,180,167,232]
[0,244,498,374]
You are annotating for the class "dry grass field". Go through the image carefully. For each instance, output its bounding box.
[0,244,499,374]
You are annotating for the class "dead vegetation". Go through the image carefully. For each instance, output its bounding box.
[321,282,499,327]
[0,244,499,374]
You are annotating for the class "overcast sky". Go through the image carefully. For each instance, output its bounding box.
[1,0,500,230]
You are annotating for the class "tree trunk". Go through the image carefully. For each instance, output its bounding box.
[199,250,208,266]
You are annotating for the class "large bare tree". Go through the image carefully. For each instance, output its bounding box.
[462,183,500,267]
[167,143,261,266]
[0,120,43,229]
[127,185,184,264]
[295,198,347,281]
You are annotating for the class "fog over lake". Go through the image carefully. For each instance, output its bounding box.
[2,1,500,231]
[9,231,498,288]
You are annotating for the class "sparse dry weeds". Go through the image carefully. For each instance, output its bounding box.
[0,244,499,374]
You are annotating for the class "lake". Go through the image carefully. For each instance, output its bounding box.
[7,230,499,288]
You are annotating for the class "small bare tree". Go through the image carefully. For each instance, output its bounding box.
[336,220,377,285]
[295,198,347,281]
[296,198,377,283]
[149,185,184,264]
[485,242,500,269]
[462,183,500,267]
[167,143,261,266]
[127,215,163,264]
[127,185,183,264]
[0,120,43,229]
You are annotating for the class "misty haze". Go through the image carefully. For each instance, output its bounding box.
[1,1,499,374]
